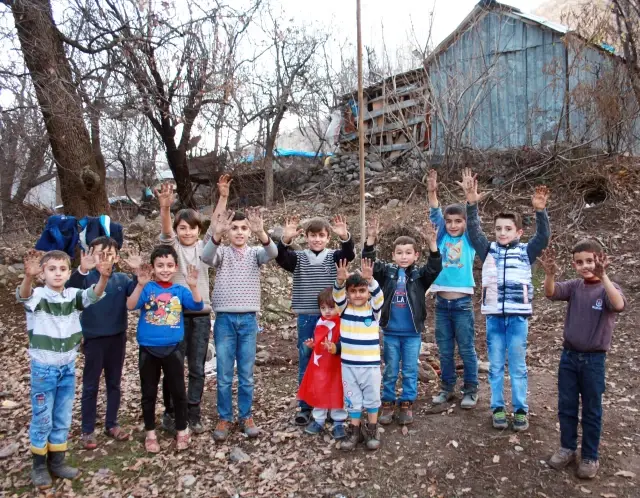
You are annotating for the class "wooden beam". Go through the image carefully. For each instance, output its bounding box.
[340,115,426,142]
[364,99,418,120]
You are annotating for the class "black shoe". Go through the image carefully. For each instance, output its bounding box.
[48,451,79,480]
[339,424,363,451]
[294,409,312,426]
[362,422,381,451]
[31,454,52,489]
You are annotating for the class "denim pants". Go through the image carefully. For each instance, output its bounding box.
[163,314,211,421]
[30,359,75,454]
[297,314,320,410]
[381,334,421,403]
[486,315,529,412]
[558,350,606,461]
[435,296,478,392]
[214,312,258,421]
[81,332,127,434]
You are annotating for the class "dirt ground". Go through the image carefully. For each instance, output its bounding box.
[0,159,639,497]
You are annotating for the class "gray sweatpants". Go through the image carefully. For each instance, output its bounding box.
[312,408,347,425]
[342,365,382,412]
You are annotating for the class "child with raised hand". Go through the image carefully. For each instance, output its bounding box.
[333,258,385,451]
[362,216,442,426]
[539,242,625,479]
[67,237,142,449]
[156,174,231,434]
[201,207,278,441]
[297,288,347,440]
[460,168,550,431]
[127,246,204,453]
[426,168,480,408]
[18,249,111,489]
[276,214,356,426]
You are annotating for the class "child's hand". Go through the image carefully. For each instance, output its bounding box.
[96,252,114,279]
[185,264,199,287]
[283,215,303,244]
[336,259,350,285]
[246,207,265,234]
[80,247,98,273]
[427,169,438,193]
[121,245,143,272]
[136,263,154,286]
[217,174,232,198]
[215,210,235,238]
[366,216,380,243]
[593,252,609,279]
[537,248,558,276]
[24,249,44,277]
[322,337,337,354]
[421,221,438,250]
[361,258,374,283]
[532,185,550,211]
[331,215,349,241]
[455,167,484,204]
[303,338,314,349]
[154,182,175,209]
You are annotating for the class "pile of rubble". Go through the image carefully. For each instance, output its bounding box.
[325,151,385,185]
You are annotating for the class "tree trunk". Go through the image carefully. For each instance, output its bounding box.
[9,0,109,218]
[165,144,196,209]
[263,129,277,206]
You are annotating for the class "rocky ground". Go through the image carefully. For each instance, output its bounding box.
[0,157,639,497]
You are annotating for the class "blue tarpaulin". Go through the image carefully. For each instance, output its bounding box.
[241,148,333,163]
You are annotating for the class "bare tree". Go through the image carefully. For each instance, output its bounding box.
[612,0,640,107]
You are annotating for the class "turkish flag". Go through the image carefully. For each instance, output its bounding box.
[298,316,344,409]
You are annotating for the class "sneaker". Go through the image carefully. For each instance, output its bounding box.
[549,447,576,470]
[81,432,97,450]
[397,401,414,425]
[189,419,206,435]
[460,387,478,409]
[161,412,176,435]
[432,390,455,405]
[332,423,347,440]
[512,409,529,432]
[378,401,395,425]
[361,422,381,451]
[239,417,260,438]
[492,408,509,429]
[305,420,324,435]
[339,425,362,451]
[212,420,232,442]
[577,459,600,479]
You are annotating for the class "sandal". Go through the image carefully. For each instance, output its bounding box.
[145,436,160,454]
[294,410,312,426]
[105,426,131,441]
[81,433,97,450]
[176,432,190,451]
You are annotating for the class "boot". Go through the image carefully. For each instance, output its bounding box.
[339,424,363,451]
[48,451,80,480]
[31,454,52,489]
[362,422,380,451]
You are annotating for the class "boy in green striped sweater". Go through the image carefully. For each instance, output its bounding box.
[17,249,111,490]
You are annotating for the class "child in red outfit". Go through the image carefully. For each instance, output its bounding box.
[298,288,347,440]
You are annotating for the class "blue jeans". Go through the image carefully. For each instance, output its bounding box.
[558,350,606,461]
[214,312,258,421]
[486,315,529,412]
[29,360,75,454]
[297,314,320,410]
[381,334,421,403]
[435,296,478,392]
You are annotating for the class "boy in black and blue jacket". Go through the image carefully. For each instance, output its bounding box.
[67,236,141,449]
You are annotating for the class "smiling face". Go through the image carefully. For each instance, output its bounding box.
[347,284,370,307]
[175,220,200,247]
[572,251,598,280]
[494,217,523,246]
[444,213,467,237]
[42,258,71,292]
[153,255,178,282]
[392,244,420,268]
[307,228,330,252]
[228,218,252,248]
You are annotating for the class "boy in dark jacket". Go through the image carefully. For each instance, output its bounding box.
[362,218,442,426]
[67,236,141,449]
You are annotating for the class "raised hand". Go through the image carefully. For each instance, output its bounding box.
[121,245,143,272]
[322,337,337,354]
[136,263,154,286]
[330,215,349,240]
[532,185,550,211]
[246,207,265,234]
[427,169,438,193]
[593,252,609,279]
[537,247,558,276]
[282,215,303,244]
[303,338,314,349]
[154,182,175,209]
[96,252,114,279]
[366,216,380,243]
[215,210,235,238]
[455,168,484,204]
[217,174,232,198]
[361,258,374,283]
[185,264,199,287]
[24,249,44,277]
[336,259,350,285]
[421,220,438,250]
[80,247,98,273]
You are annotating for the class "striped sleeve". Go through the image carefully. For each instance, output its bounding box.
[368,278,384,321]
[333,282,348,314]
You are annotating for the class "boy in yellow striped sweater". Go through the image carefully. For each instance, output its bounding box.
[333,258,384,451]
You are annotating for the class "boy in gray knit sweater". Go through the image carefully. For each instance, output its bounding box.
[201,208,277,441]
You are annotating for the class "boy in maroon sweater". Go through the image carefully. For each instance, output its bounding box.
[539,239,626,479]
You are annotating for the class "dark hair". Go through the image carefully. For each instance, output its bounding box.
[494,212,522,230]
[444,203,466,220]
[305,217,331,235]
[346,273,369,290]
[317,287,335,308]
[232,211,247,222]
[572,238,604,255]
[40,250,71,266]
[89,236,119,252]
[150,245,178,265]
[393,236,419,252]
[173,208,203,232]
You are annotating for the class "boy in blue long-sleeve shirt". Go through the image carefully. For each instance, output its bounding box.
[67,236,141,449]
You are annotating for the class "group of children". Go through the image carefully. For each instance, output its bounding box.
[18,169,626,489]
